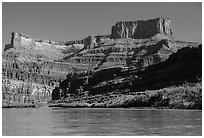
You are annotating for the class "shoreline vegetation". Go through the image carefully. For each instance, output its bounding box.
[3,83,202,110]
[48,84,202,110]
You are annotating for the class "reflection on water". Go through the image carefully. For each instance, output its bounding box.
[2,108,202,136]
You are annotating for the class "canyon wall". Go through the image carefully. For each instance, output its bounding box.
[2,17,201,106]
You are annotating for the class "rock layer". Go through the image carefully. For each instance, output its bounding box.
[111,17,173,39]
[52,45,202,101]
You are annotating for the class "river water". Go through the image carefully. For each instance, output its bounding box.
[2,108,202,136]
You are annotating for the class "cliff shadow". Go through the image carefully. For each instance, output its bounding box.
[4,43,13,51]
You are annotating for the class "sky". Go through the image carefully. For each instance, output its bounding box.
[2,2,202,49]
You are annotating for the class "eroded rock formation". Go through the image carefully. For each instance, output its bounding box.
[111,17,173,39]
[2,17,201,107]
[52,45,202,101]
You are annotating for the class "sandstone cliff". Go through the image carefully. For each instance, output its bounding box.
[111,17,173,39]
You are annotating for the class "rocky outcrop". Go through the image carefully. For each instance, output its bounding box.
[4,32,85,61]
[84,36,97,49]
[9,32,84,48]
[111,17,173,39]
[83,35,111,49]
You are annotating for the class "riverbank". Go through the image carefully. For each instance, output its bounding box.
[2,103,36,108]
[49,84,202,110]
[2,101,47,108]
[2,84,202,110]
[47,104,202,112]
[3,103,202,112]
[2,102,202,110]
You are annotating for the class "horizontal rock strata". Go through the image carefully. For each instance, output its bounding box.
[111,17,173,39]
[2,17,201,107]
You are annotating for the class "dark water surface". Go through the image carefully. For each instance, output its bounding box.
[2,108,202,136]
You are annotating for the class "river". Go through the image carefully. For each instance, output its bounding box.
[2,108,202,136]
